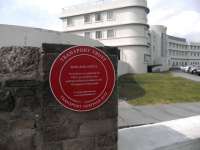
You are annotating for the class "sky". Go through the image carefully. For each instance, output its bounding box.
[0,0,200,42]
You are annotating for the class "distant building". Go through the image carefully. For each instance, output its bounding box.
[60,0,150,74]
[60,0,200,74]
[150,25,200,71]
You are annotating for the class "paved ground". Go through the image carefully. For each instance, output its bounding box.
[119,115,200,150]
[172,71,200,82]
[118,100,200,128]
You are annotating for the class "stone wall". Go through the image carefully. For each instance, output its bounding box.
[0,44,118,150]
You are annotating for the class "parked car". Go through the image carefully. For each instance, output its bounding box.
[180,66,187,71]
[183,65,192,72]
[195,66,200,76]
[189,66,197,74]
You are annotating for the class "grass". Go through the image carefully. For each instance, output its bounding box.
[118,73,200,105]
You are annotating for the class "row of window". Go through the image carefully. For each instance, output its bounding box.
[67,11,114,26]
[168,42,200,50]
[84,11,114,23]
[84,29,115,39]
[168,50,200,57]
[171,61,200,66]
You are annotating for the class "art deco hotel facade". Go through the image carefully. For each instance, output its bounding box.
[60,0,200,74]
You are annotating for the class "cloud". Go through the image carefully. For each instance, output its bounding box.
[163,11,200,35]
[0,0,200,41]
[0,0,93,31]
[148,0,200,42]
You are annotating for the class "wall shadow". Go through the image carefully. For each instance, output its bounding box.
[118,74,145,100]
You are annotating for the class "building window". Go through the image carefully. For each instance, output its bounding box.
[107,29,114,38]
[107,11,113,20]
[185,62,187,65]
[67,17,73,26]
[95,12,102,22]
[84,14,91,23]
[84,32,91,38]
[96,31,102,39]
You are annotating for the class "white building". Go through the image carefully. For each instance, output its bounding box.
[150,25,200,71]
[60,0,150,74]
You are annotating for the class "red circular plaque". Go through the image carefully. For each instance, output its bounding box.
[49,46,115,112]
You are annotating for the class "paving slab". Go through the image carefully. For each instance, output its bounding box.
[158,104,197,117]
[172,72,200,82]
[119,115,200,150]
[174,103,200,114]
[132,105,181,121]
[118,100,200,128]
[118,107,158,127]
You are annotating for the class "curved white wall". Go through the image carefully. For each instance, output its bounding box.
[63,7,148,32]
[118,60,132,76]
[61,0,149,74]
[120,46,148,73]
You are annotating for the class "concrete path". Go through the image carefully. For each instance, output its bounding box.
[118,100,200,128]
[172,72,200,82]
[119,115,200,150]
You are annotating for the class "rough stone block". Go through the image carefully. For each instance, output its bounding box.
[0,46,40,80]
[11,129,35,150]
[10,95,40,118]
[14,88,35,97]
[5,80,40,87]
[0,119,9,134]
[96,145,117,150]
[0,89,15,112]
[63,137,95,150]
[80,119,117,137]
[95,132,117,147]
[97,88,118,119]
[11,119,35,129]
[43,105,106,126]
[44,142,63,150]
[43,121,80,142]
[42,53,59,73]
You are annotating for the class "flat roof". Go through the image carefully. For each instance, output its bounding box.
[60,0,149,18]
